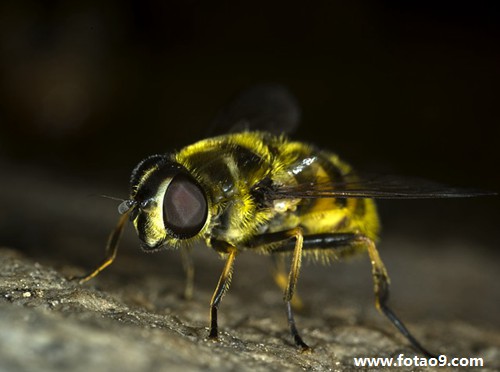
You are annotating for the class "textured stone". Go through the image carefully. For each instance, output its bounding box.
[1,242,499,371]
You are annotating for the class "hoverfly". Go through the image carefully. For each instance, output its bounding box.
[75,85,493,357]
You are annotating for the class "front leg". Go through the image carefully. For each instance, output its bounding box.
[72,210,131,284]
[208,245,237,340]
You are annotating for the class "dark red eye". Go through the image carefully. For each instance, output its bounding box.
[163,174,207,238]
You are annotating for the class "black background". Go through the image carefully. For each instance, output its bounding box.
[1,1,499,250]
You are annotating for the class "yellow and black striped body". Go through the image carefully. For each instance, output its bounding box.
[158,131,380,258]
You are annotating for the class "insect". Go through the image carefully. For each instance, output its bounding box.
[74,85,493,356]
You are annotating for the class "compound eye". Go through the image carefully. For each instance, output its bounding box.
[163,174,207,238]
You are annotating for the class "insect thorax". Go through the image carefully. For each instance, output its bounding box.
[174,132,380,248]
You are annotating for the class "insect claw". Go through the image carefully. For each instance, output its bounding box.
[67,274,88,285]
[299,345,313,354]
[207,333,219,342]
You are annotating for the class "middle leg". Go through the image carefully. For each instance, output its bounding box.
[247,228,310,350]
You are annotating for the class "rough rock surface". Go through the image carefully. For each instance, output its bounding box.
[1,240,499,371]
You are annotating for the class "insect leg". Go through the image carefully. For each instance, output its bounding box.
[257,232,434,356]
[283,227,310,351]
[249,231,355,350]
[359,235,436,358]
[208,246,237,340]
[245,229,310,349]
[272,255,304,310]
[270,232,358,252]
[180,247,194,300]
[73,210,130,284]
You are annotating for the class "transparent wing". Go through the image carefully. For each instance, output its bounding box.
[266,174,496,200]
[208,84,301,136]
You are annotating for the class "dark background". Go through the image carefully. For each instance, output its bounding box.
[1,2,499,256]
